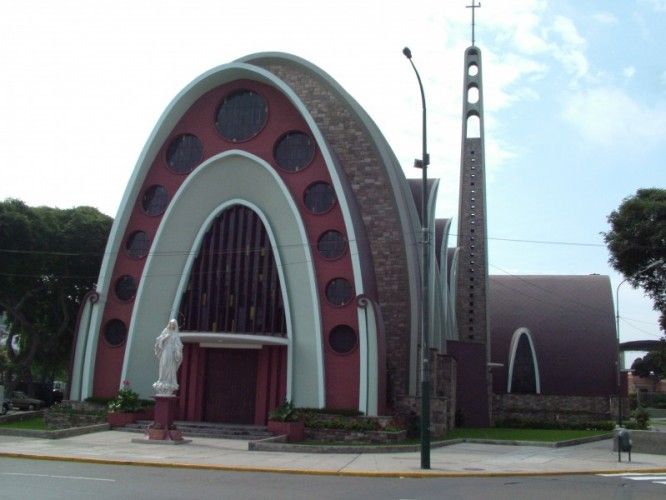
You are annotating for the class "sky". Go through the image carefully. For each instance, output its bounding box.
[1,1,665,364]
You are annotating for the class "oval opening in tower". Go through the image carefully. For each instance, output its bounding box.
[467,85,479,104]
[466,114,480,138]
[468,63,479,76]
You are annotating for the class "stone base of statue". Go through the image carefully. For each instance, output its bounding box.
[131,395,191,445]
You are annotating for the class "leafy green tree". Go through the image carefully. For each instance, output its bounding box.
[0,199,112,392]
[631,341,666,378]
[604,188,666,329]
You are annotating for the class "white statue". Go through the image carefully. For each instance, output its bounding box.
[153,319,183,396]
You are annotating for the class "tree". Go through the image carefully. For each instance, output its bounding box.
[631,341,666,379]
[0,199,112,392]
[604,188,666,329]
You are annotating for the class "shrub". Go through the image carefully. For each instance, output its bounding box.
[84,396,113,406]
[297,407,362,417]
[107,381,140,412]
[632,406,650,430]
[268,400,299,422]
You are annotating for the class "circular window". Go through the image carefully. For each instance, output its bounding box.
[104,319,127,347]
[274,131,315,172]
[329,325,357,354]
[215,90,268,142]
[304,182,336,214]
[115,275,137,301]
[317,230,347,259]
[142,185,169,216]
[126,231,150,259]
[166,134,203,174]
[325,278,354,306]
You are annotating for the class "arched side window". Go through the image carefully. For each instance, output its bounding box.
[507,327,541,394]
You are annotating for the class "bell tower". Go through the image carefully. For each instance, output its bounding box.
[454,1,492,426]
[456,2,489,345]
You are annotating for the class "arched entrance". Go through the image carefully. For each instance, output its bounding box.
[177,204,288,424]
[507,328,541,394]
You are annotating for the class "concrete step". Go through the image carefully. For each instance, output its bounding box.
[119,420,273,440]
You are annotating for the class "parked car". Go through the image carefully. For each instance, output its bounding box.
[10,391,44,411]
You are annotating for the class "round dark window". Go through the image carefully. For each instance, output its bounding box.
[329,325,357,354]
[325,278,353,306]
[104,319,127,347]
[142,185,169,216]
[304,182,336,214]
[126,231,150,259]
[317,230,347,259]
[166,134,203,174]
[274,131,315,172]
[115,275,137,301]
[215,90,268,142]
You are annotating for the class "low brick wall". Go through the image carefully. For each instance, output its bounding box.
[305,428,406,444]
[493,394,613,424]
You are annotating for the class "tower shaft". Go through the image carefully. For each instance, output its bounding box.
[456,46,489,346]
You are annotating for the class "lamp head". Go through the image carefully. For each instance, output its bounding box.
[402,47,412,59]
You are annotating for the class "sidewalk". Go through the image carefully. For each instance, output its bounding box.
[2,431,666,477]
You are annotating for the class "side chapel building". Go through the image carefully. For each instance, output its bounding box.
[70,43,618,430]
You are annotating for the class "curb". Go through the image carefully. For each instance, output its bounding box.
[2,451,666,478]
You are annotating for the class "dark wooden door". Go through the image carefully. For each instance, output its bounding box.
[204,349,258,424]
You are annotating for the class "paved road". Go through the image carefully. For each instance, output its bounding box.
[2,457,666,500]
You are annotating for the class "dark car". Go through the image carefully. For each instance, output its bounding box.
[10,391,44,411]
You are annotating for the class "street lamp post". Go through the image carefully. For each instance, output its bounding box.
[615,258,664,427]
[403,46,431,470]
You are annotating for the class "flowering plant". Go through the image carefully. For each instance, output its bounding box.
[108,380,140,412]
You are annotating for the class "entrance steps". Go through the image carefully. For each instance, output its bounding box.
[120,420,274,440]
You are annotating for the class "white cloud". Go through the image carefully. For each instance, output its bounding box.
[545,16,589,81]
[592,12,618,24]
[562,86,666,147]
[623,66,636,79]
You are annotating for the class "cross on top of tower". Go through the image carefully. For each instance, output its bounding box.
[466,2,481,46]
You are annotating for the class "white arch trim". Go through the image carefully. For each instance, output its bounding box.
[506,327,541,394]
[120,151,325,407]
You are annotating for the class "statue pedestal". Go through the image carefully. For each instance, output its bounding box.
[149,395,183,441]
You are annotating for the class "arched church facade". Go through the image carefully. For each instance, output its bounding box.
[70,53,458,425]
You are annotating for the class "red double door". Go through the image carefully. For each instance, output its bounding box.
[204,349,258,424]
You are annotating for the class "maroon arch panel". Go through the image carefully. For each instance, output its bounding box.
[93,79,360,411]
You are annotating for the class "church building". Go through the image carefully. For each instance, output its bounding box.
[70,41,618,430]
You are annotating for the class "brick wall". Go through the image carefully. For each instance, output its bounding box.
[493,394,614,424]
[254,60,414,406]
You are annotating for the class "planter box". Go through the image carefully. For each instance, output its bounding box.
[267,420,305,442]
[106,412,138,428]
